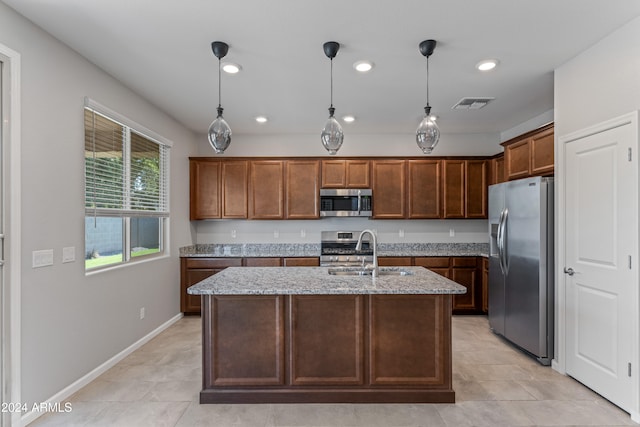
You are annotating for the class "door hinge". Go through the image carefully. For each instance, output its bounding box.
[629,362,632,377]
[628,147,632,161]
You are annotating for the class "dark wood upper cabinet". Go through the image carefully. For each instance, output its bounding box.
[465,160,488,218]
[321,160,370,188]
[372,160,406,219]
[286,160,320,219]
[503,124,554,180]
[489,155,505,185]
[408,160,441,219]
[190,159,221,220]
[442,160,466,219]
[530,126,554,176]
[221,161,248,218]
[249,160,284,219]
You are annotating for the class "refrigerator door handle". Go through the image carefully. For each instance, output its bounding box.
[500,208,509,274]
[496,209,506,274]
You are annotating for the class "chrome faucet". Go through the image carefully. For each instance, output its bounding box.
[356,229,378,278]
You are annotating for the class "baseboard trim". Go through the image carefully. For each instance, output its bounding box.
[21,313,184,426]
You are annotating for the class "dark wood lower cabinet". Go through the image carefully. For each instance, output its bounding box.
[181,257,320,313]
[180,258,242,314]
[200,294,454,404]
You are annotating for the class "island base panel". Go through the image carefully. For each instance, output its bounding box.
[201,294,454,404]
[200,389,454,404]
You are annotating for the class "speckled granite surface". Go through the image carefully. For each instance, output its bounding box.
[179,242,489,258]
[187,266,467,295]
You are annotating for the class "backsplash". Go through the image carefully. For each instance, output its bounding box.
[194,218,488,245]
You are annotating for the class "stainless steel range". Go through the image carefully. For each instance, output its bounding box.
[320,231,373,266]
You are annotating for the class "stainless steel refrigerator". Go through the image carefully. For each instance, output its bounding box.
[488,176,554,365]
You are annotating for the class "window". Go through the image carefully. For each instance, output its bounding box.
[84,98,170,271]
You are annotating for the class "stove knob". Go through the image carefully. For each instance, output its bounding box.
[346,256,351,262]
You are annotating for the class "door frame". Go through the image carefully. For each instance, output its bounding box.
[0,42,21,427]
[556,111,640,422]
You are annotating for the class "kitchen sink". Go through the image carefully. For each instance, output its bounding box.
[327,267,413,276]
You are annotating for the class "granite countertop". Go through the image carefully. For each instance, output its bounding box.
[180,243,489,258]
[187,266,467,296]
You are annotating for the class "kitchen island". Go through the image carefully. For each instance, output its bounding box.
[188,266,466,404]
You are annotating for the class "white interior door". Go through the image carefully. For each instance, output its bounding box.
[563,118,636,413]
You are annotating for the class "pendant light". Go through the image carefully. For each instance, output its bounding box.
[208,41,232,154]
[416,39,440,154]
[321,41,344,155]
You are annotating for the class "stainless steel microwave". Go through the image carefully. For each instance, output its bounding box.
[319,189,372,217]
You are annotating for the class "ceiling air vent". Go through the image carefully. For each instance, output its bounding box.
[451,97,495,110]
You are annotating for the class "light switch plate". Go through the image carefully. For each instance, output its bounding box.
[62,247,75,263]
[33,249,54,268]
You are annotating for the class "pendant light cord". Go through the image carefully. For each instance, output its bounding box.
[330,57,334,109]
[426,56,430,108]
[218,57,222,110]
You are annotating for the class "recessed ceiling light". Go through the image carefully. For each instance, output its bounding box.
[476,59,499,72]
[221,62,242,74]
[342,115,355,123]
[255,116,268,123]
[353,61,374,73]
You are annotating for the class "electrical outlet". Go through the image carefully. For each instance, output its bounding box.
[274,230,279,238]
[140,307,145,320]
[399,229,405,238]
[32,249,54,268]
[231,230,237,239]
[300,229,306,238]
[449,228,455,237]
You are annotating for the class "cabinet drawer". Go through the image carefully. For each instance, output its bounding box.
[414,257,449,268]
[283,257,320,267]
[378,257,412,266]
[451,257,477,268]
[185,258,242,269]
[244,257,282,267]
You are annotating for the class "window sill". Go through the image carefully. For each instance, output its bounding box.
[85,253,171,276]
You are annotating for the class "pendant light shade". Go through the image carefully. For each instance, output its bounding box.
[416,39,440,154]
[321,41,344,155]
[208,41,232,154]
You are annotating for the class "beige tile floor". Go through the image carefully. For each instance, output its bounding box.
[31,315,636,427]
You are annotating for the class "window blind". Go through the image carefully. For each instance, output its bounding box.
[84,107,169,218]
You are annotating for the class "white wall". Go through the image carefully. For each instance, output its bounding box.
[555,16,640,137]
[0,3,198,408]
[195,131,502,157]
[554,15,640,420]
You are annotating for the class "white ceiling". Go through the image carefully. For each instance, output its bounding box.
[5,0,640,137]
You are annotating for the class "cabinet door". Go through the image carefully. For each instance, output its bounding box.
[180,257,242,314]
[190,160,220,219]
[505,139,530,180]
[249,160,284,219]
[372,160,406,219]
[321,160,347,188]
[451,267,478,313]
[414,257,450,278]
[442,160,465,218]
[286,160,320,219]
[482,258,489,313]
[346,160,370,188]
[530,127,554,176]
[221,161,248,218]
[465,160,488,218]
[490,155,505,184]
[408,160,440,219]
